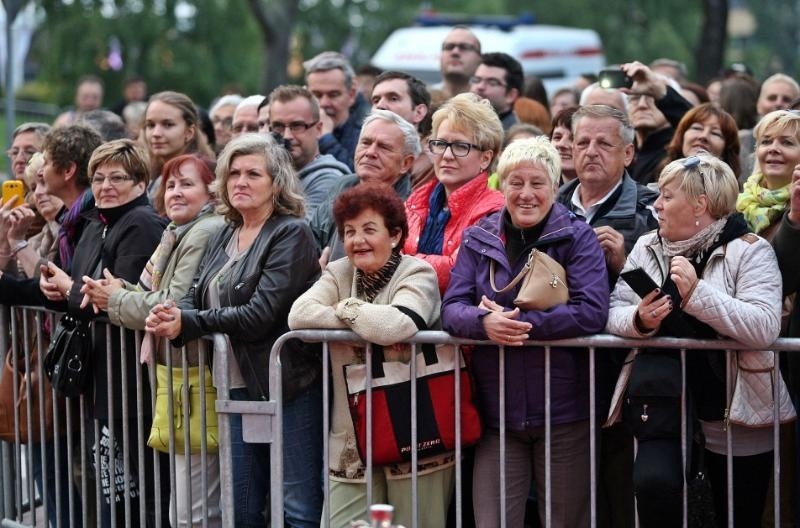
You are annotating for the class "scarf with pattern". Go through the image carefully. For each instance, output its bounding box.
[736,172,790,234]
[56,188,94,272]
[355,250,402,302]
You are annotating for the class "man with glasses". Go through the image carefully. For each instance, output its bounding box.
[7,122,50,180]
[470,52,523,130]
[439,25,482,98]
[265,85,348,220]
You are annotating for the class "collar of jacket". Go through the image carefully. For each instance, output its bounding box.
[463,201,577,263]
[407,170,493,218]
[83,193,150,225]
[559,171,652,222]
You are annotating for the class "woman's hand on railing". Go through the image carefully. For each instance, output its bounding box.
[481,306,532,346]
[145,300,182,340]
[80,268,123,313]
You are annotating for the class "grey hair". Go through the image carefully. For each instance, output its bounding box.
[303,51,355,89]
[579,82,629,112]
[361,109,421,157]
[75,110,129,141]
[760,73,800,98]
[214,133,305,225]
[572,104,635,146]
[210,94,244,116]
[235,95,266,113]
[12,122,50,141]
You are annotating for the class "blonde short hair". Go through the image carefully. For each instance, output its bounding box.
[431,92,504,161]
[214,133,305,225]
[88,139,150,185]
[659,153,739,219]
[496,136,561,187]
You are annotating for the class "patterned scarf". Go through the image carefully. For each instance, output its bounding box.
[661,216,728,261]
[355,250,402,302]
[56,188,94,272]
[736,172,790,233]
[138,204,214,291]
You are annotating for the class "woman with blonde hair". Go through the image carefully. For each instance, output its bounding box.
[404,92,505,293]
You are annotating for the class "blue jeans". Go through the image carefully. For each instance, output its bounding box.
[229,388,272,527]
[282,382,324,527]
[229,384,324,528]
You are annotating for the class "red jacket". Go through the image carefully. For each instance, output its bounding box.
[403,172,504,293]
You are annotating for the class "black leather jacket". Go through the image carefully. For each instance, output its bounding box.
[174,214,321,400]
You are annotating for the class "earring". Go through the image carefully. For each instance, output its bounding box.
[391,242,396,248]
[695,218,700,227]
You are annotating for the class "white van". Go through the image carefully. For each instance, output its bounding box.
[371,22,606,93]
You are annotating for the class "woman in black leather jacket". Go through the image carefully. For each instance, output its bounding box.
[147,134,322,528]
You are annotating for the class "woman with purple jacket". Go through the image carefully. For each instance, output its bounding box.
[441,137,609,528]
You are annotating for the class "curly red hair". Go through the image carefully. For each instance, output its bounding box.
[333,183,408,249]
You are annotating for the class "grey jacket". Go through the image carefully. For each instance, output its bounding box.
[298,154,348,222]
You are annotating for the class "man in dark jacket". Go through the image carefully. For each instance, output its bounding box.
[304,51,364,170]
[623,61,693,185]
[557,104,658,528]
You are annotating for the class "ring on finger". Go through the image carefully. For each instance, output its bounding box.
[650,310,657,318]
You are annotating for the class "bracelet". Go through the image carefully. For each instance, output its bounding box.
[680,279,699,309]
[10,240,28,257]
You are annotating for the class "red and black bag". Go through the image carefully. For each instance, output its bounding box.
[345,343,482,465]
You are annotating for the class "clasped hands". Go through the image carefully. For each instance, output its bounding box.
[145,300,182,340]
[479,295,532,346]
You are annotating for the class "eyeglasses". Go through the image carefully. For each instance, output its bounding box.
[91,174,135,186]
[212,117,233,129]
[428,139,482,157]
[470,76,507,89]
[7,148,37,159]
[681,155,707,193]
[232,123,260,134]
[270,121,318,135]
[442,42,479,53]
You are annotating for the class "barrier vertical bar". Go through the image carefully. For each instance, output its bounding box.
[165,334,177,527]
[454,344,463,528]
[725,350,733,526]
[146,333,161,528]
[410,343,418,528]
[365,341,373,508]
[589,346,597,528]
[213,333,234,528]
[499,344,506,528]
[544,345,551,528]
[772,350,781,527]
[270,337,284,527]
[105,327,117,528]
[199,341,210,528]
[680,348,687,528]
[9,309,22,523]
[118,329,133,527]
[322,340,331,528]
[133,330,149,528]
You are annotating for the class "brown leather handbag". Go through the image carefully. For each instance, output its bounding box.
[489,248,569,310]
[0,344,57,443]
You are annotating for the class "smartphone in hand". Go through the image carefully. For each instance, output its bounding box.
[620,268,662,300]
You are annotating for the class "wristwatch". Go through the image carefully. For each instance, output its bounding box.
[10,240,28,257]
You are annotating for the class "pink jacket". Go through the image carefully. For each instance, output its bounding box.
[403,172,504,293]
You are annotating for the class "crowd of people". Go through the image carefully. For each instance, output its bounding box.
[3,23,800,528]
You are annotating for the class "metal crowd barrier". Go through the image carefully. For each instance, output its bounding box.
[265,330,800,528]
[2,305,800,528]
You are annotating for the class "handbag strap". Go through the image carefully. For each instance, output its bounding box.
[489,249,536,294]
[369,306,439,379]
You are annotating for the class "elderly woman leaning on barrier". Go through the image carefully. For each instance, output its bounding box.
[146,134,323,528]
[441,137,610,528]
[39,138,169,526]
[79,153,224,526]
[605,153,795,527]
[288,183,454,527]
[403,92,505,294]
[736,109,800,240]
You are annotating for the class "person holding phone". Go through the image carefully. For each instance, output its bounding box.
[606,153,794,527]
